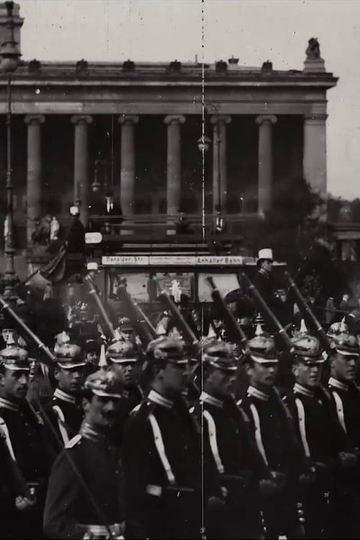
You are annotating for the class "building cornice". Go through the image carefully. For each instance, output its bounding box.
[0,61,338,90]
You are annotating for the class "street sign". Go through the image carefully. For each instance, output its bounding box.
[101,255,245,266]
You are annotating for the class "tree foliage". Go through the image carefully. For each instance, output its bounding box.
[242,177,347,304]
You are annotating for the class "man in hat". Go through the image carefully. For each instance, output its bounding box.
[122,336,203,539]
[0,344,51,539]
[191,339,268,539]
[43,369,125,540]
[253,248,287,327]
[43,333,87,460]
[106,340,144,448]
[240,330,307,539]
[253,249,274,300]
[286,331,358,538]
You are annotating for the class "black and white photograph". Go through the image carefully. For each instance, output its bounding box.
[0,0,360,538]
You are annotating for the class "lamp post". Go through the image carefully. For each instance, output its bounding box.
[1,1,21,297]
[197,104,222,214]
[214,123,221,212]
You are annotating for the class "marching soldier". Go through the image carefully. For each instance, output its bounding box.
[286,330,358,539]
[239,329,307,539]
[122,337,203,539]
[106,340,144,448]
[327,327,360,450]
[192,339,267,539]
[43,332,87,459]
[0,343,51,539]
[327,327,360,538]
[43,369,125,539]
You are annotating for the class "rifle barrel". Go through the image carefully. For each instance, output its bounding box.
[284,271,331,353]
[240,273,293,352]
[206,276,248,351]
[84,275,117,340]
[0,295,55,364]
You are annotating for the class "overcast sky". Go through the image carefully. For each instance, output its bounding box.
[20,0,360,200]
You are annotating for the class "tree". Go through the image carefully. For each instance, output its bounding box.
[248,177,347,305]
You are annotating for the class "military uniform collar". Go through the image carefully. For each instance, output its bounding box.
[80,422,106,443]
[200,391,223,409]
[328,377,349,392]
[247,385,269,401]
[0,396,19,412]
[148,389,173,409]
[293,383,314,398]
[54,388,77,405]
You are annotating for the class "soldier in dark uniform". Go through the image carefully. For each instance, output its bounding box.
[43,369,125,539]
[122,337,203,539]
[0,344,51,539]
[42,333,87,460]
[106,340,144,448]
[286,331,358,539]
[240,329,307,539]
[327,328,360,451]
[327,327,360,538]
[192,339,268,539]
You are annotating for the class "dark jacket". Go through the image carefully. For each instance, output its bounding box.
[44,429,124,539]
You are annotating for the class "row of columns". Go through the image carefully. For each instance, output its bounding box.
[23,113,327,243]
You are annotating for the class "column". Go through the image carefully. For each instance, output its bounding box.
[303,114,327,200]
[164,115,185,218]
[256,115,277,217]
[210,115,231,212]
[24,114,45,247]
[118,115,139,217]
[71,115,92,225]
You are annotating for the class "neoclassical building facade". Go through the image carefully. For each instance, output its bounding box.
[0,16,338,272]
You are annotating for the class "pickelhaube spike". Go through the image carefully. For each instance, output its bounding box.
[114,328,122,341]
[206,324,217,339]
[299,319,308,335]
[156,321,167,336]
[340,317,347,333]
[255,314,264,337]
[98,343,108,370]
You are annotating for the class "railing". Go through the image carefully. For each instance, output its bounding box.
[88,212,259,240]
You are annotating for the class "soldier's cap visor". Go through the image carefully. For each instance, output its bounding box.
[335,348,359,357]
[295,355,326,364]
[203,356,237,371]
[3,362,30,371]
[57,360,87,369]
[166,358,189,365]
[250,354,279,364]
[91,388,122,398]
[108,357,137,364]
[153,348,189,364]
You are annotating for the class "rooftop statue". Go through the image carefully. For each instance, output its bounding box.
[306,37,321,59]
